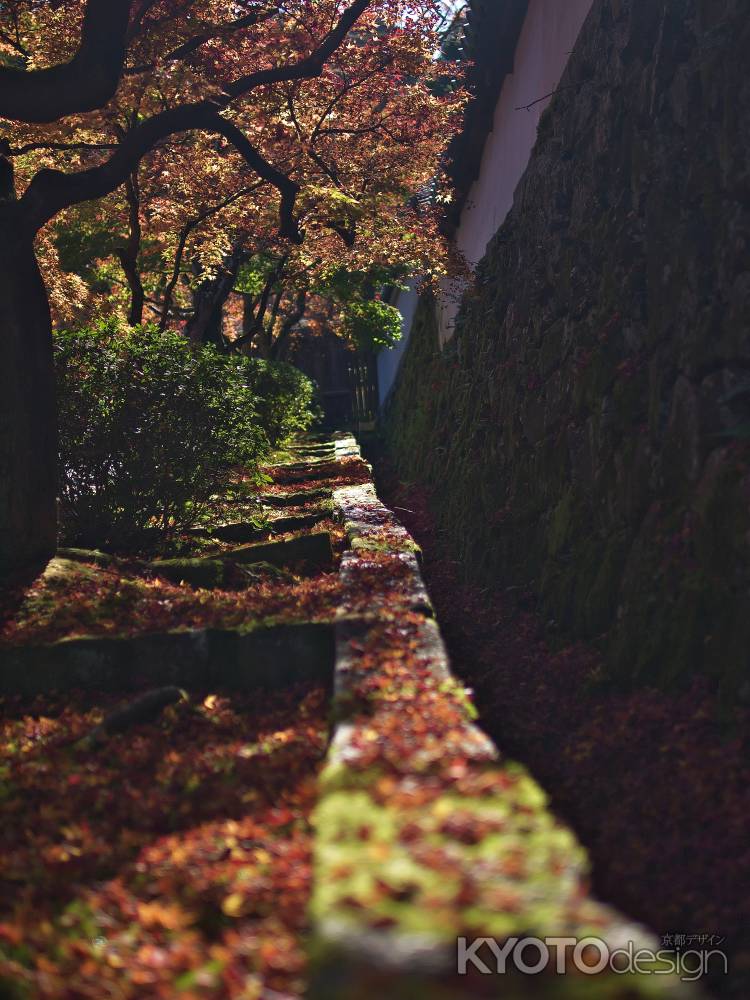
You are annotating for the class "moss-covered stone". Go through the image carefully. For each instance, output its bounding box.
[191,505,332,544]
[262,487,332,508]
[0,622,334,696]
[384,0,750,705]
[229,531,333,570]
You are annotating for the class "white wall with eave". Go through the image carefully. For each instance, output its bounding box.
[378,0,594,403]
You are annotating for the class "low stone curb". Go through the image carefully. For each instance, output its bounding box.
[309,436,692,997]
[0,621,334,696]
[228,530,333,570]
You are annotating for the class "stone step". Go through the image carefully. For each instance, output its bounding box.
[227,530,334,570]
[0,622,334,697]
[57,549,289,590]
[261,487,332,508]
[190,505,332,544]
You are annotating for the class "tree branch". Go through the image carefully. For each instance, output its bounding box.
[271,288,307,361]
[0,0,135,123]
[19,1,374,239]
[115,172,145,326]
[0,0,369,125]
[159,184,261,331]
[514,80,589,113]
[210,116,302,242]
[125,7,278,75]
[236,253,290,350]
[21,105,302,241]
[0,24,29,60]
[222,0,371,99]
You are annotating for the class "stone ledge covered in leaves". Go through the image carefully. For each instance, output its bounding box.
[310,436,690,997]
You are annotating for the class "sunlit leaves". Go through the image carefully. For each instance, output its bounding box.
[3,0,467,328]
[0,684,328,997]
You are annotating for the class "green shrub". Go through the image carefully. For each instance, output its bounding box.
[244,358,318,446]
[55,321,269,547]
[341,298,403,351]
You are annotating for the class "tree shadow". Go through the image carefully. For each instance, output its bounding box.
[0,559,48,633]
[0,683,328,932]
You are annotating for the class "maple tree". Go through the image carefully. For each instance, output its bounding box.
[0,0,463,574]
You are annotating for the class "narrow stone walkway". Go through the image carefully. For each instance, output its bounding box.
[306,435,691,997]
[0,434,698,997]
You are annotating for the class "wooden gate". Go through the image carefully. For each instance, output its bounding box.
[287,331,380,430]
[346,351,379,427]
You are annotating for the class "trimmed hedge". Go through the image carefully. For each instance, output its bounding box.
[55,322,316,547]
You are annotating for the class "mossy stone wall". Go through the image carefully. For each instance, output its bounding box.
[385,0,750,701]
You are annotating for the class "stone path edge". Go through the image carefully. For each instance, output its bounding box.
[307,434,695,998]
[0,622,334,697]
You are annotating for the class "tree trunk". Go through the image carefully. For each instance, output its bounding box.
[187,278,226,346]
[186,245,244,347]
[117,249,145,327]
[201,291,225,348]
[270,289,306,361]
[240,291,270,356]
[241,291,256,340]
[0,204,58,575]
[115,174,144,326]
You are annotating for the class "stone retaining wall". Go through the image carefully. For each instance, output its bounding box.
[385,0,750,702]
[309,436,687,997]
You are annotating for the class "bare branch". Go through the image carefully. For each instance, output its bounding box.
[514,80,589,112]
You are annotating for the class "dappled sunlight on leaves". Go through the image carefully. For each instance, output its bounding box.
[0,685,328,997]
[0,559,343,647]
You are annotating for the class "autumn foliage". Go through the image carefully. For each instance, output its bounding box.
[0,684,329,998]
[2,1,465,332]
[0,1,467,572]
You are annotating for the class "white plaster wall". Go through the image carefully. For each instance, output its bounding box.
[437,0,594,344]
[379,0,594,400]
[377,282,419,407]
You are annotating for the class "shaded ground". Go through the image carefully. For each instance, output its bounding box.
[0,683,328,998]
[373,454,750,999]
[0,445,346,998]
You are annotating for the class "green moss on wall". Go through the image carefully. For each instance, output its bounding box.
[384,0,750,706]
